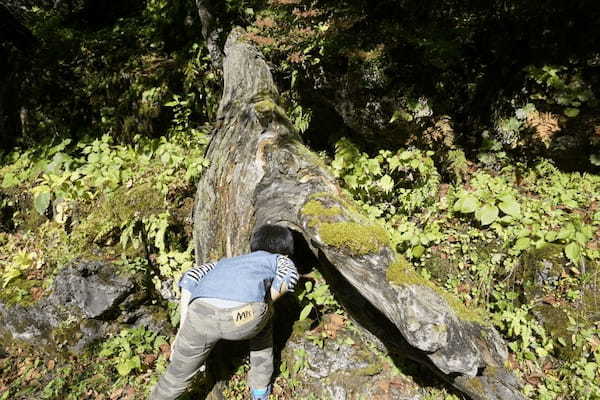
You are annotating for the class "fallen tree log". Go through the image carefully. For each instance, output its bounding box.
[193,27,525,400]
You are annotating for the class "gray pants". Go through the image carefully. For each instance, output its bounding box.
[149,300,274,400]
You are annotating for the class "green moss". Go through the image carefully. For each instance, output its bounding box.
[73,183,164,249]
[464,376,485,393]
[439,291,486,324]
[520,243,565,286]
[307,191,364,217]
[51,320,83,349]
[354,361,384,376]
[302,200,343,218]
[0,278,45,307]
[290,141,329,170]
[387,256,487,324]
[386,255,425,286]
[300,194,390,255]
[319,221,389,255]
[254,98,288,120]
[291,319,312,338]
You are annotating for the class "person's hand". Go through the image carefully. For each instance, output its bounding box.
[270,281,288,301]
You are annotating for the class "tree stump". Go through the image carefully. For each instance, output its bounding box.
[193,28,525,400]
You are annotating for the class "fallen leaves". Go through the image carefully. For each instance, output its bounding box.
[109,385,136,400]
[321,313,346,339]
[159,343,171,359]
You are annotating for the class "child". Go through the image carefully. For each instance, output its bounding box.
[149,224,298,400]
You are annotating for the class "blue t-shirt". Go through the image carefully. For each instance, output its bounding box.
[179,251,298,303]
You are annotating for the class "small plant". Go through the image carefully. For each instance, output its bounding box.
[297,274,340,323]
[98,327,168,377]
[331,138,440,217]
[452,172,522,226]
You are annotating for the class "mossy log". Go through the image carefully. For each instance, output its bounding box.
[193,28,525,400]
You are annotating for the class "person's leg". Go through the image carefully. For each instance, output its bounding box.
[149,303,217,400]
[170,289,192,362]
[247,318,274,394]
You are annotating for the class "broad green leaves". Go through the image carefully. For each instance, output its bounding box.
[454,192,516,227]
[476,204,499,226]
[454,194,478,214]
[564,242,582,264]
[332,138,440,217]
[33,191,52,216]
[513,237,531,251]
[498,195,521,218]
[299,303,313,321]
[116,356,141,376]
[377,175,394,193]
[99,327,168,377]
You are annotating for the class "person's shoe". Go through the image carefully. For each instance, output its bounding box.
[251,385,272,400]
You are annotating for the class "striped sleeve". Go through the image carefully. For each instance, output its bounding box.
[272,256,299,293]
[178,262,216,291]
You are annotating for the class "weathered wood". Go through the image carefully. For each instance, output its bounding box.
[195,0,224,71]
[193,28,525,400]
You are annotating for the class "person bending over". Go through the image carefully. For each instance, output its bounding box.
[149,224,298,400]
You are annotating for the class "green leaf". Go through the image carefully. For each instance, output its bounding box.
[377,175,394,193]
[344,175,358,189]
[565,242,581,264]
[2,267,24,288]
[412,245,425,258]
[299,304,313,321]
[458,195,478,214]
[1,172,19,188]
[33,191,52,216]
[564,108,580,117]
[398,151,412,160]
[514,237,531,251]
[387,155,401,171]
[331,157,345,171]
[477,204,499,225]
[590,154,600,166]
[389,110,412,123]
[545,231,558,242]
[498,197,521,217]
[116,356,140,376]
[367,159,381,175]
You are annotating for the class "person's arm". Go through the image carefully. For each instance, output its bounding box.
[178,262,217,290]
[171,262,216,360]
[270,256,298,301]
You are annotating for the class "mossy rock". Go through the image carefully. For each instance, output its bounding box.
[72,183,164,252]
[301,196,390,255]
[319,221,389,255]
[0,278,45,307]
[291,319,312,338]
[422,249,460,281]
[518,243,565,298]
[387,255,486,324]
[519,245,600,360]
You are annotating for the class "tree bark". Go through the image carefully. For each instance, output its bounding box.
[193,28,525,400]
[195,0,224,71]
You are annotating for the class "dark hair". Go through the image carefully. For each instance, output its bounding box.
[250,224,294,256]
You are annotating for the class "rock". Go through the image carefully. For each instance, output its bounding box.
[0,259,136,353]
[50,260,134,319]
[518,244,600,359]
[126,305,173,336]
[281,317,423,400]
